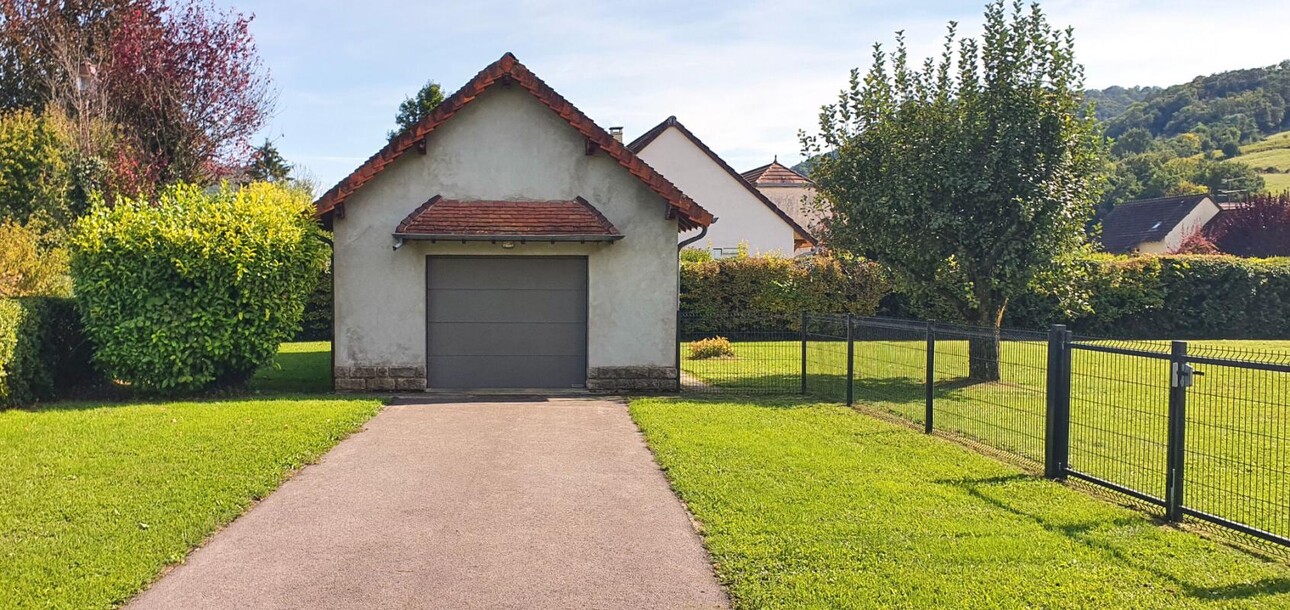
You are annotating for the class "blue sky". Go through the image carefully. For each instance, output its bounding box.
[231,0,1290,193]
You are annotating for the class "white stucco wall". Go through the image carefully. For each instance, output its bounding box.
[1156,198,1221,253]
[332,86,679,381]
[635,127,796,256]
[759,184,824,236]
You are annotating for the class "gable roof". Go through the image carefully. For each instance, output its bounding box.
[1101,194,1214,253]
[741,160,813,186]
[394,196,621,241]
[313,53,714,231]
[627,116,816,246]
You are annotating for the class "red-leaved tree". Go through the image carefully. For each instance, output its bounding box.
[1208,192,1290,257]
[1,0,272,188]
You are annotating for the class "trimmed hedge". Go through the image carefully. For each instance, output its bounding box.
[683,254,1290,339]
[0,297,94,407]
[1007,255,1290,338]
[70,183,330,392]
[681,255,889,331]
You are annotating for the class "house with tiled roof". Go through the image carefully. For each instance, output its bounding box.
[628,117,816,257]
[1100,194,1220,254]
[314,53,713,392]
[741,159,823,236]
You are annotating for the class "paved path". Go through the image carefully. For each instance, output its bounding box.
[129,398,727,610]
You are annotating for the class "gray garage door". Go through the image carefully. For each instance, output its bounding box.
[426,256,588,389]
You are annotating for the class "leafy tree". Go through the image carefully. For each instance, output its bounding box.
[246,139,292,183]
[0,219,71,298]
[1207,192,1290,257]
[803,1,1105,380]
[0,109,72,227]
[389,79,443,140]
[0,0,274,188]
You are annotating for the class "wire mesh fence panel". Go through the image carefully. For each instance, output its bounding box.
[1180,344,1290,545]
[850,317,929,425]
[926,324,1049,466]
[678,313,800,394]
[1065,339,1172,510]
[804,314,849,402]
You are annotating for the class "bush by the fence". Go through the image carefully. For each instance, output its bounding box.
[1006,255,1290,338]
[0,297,94,407]
[681,255,889,331]
[70,183,330,392]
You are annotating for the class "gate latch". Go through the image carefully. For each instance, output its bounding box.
[1172,362,1197,388]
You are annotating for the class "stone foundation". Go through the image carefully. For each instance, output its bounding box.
[586,366,678,392]
[334,365,426,392]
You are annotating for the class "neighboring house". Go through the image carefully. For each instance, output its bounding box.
[741,159,823,236]
[1100,194,1221,254]
[628,117,816,257]
[313,53,714,392]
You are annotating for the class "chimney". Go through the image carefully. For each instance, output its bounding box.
[609,126,623,143]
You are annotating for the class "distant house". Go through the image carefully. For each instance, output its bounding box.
[741,159,823,236]
[1101,194,1221,254]
[629,117,816,257]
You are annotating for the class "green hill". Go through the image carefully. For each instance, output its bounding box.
[1238,130,1290,193]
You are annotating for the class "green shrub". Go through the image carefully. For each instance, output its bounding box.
[0,109,73,228]
[295,264,333,341]
[680,247,712,263]
[681,254,890,331]
[0,297,94,407]
[69,183,330,392]
[0,219,71,298]
[689,336,735,359]
[1006,255,1290,338]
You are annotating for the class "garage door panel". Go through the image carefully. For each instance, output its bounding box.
[426,290,586,324]
[426,322,586,356]
[427,257,586,290]
[427,356,587,389]
[426,256,587,389]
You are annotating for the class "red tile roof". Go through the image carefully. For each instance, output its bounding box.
[314,53,713,231]
[394,196,622,240]
[627,116,816,246]
[741,160,813,185]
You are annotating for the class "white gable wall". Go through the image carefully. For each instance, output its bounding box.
[331,86,680,390]
[635,126,797,256]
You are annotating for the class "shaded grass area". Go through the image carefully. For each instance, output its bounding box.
[0,342,377,609]
[251,340,332,393]
[632,397,1290,609]
[682,338,1290,546]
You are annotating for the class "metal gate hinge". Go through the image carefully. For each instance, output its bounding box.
[1172,362,1195,388]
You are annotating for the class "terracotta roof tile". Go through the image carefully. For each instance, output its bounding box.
[741,160,813,185]
[315,53,713,231]
[395,197,621,239]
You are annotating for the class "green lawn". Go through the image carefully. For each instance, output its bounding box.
[1238,130,1290,193]
[632,397,1290,609]
[682,338,1290,544]
[0,342,378,609]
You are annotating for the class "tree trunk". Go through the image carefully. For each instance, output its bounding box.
[967,330,1001,382]
[967,302,1005,382]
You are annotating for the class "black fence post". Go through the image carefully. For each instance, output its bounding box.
[800,311,808,395]
[845,314,854,406]
[1044,325,1071,480]
[924,321,935,434]
[674,309,683,393]
[1165,340,1190,522]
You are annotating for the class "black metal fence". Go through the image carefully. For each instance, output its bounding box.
[677,313,1290,549]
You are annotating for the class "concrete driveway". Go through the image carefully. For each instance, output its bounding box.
[128,397,727,610]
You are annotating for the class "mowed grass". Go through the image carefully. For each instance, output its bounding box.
[682,338,1290,543]
[632,397,1290,609]
[1239,130,1290,193]
[0,342,378,609]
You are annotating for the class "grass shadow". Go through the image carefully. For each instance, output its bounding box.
[936,474,1290,602]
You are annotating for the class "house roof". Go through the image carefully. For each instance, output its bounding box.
[394,196,621,241]
[627,117,817,246]
[1101,194,1214,253]
[741,160,813,186]
[313,53,714,231]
